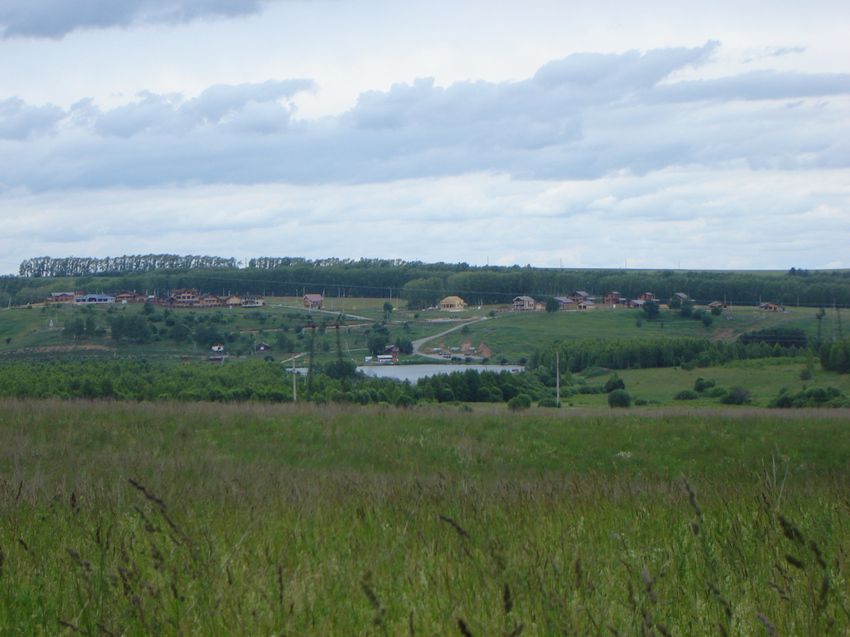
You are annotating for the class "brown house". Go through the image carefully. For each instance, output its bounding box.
[602,292,621,305]
[199,294,224,308]
[513,295,536,311]
[303,294,324,309]
[759,302,785,312]
[169,288,200,306]
[440,296,467,311]
[554,297,574,310]
[46,292,81,304]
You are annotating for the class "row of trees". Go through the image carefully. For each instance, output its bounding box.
[19,255,238,278]
[532,336,812,375]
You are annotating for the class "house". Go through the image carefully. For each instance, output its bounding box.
[199,294,224,308]
[255,342,270,352]
[625,299,645,309]
[554,297,574,310]
[210,344,225,353]
[46,292,80,304]
[759,302,785,312]
[224,295,244,307]
[440,296,467,311]
[576,300,596,310]
[513,295,536,311]
[603,292,621,305]
[242,295,265,308]
[708,301,728,310]
[169,288,200,306]
[569,291,592,303]
[303,294,324,309]
[637,292,655,301]
[114,290,145,304]
[74,294,114,305]
[674,292,689,301]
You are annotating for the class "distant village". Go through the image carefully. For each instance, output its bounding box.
[44,288,266,308]
[44,288,785,313]
[437,292,783,312]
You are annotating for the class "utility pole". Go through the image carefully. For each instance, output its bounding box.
[555,350,560,408]
[292,353,297,403]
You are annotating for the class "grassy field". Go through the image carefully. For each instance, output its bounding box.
[2,399,849,635]
[0,298,825,367]
[555,358,850,408]
[433,304,825,362]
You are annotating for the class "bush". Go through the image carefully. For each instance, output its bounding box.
[604,374,626,393]
[800,368,813,381]
[708,386,728,398]
[538,398,560,408]
[507,394,532,411]
[607,390,631,408]
[693,378,716,393]
[675,389,700,401]
[633,398,648,406]
[720,387,752,405]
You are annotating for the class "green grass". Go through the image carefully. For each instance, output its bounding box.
[558,360,850,409]
[1,300,828,369]
[431,305,824,362]
[2,400,850,635]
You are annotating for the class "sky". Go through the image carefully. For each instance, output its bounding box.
[0,0,848,275]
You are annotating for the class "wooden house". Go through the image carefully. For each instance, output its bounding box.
[303,294,324,309]
[440,296,467,311]
[513,295,536,311]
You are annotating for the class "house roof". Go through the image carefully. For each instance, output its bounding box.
[304,294,323,302]
[514,296,535,302]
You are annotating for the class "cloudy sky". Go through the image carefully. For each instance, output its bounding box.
[1,0,848,275]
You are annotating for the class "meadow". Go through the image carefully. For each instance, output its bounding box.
[2,399,849,635]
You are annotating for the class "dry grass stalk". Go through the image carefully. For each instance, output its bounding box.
[439,515,471,539]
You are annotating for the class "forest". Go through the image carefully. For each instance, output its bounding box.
[5,254,850,307]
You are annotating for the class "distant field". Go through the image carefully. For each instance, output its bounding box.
[0,299,837,370]
[433,304,825,361]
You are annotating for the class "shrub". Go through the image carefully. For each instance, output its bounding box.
[721,387,752,405]
[675,389,700,401]
[800,368,813,381]
[395,394,414,408]
[708,386,728,398]
[693,378,716,393]
[538,398,560,408]
[508,394,532,411]
[604,374,626,393]
[633,398,648,406]
[607,390,632,408]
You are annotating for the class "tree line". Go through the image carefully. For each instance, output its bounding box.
[8,254,850,308]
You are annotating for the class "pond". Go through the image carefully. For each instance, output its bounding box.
[356,363,524,382]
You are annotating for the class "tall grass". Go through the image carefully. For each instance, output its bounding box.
[1,399,849,634]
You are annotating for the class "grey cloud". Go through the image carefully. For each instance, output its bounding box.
[91,79,315,137]
[647,70,850,103]
[0,97,65,140]
[0,0,273,39]
[183,79,316,123]
[1,44,848,192]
